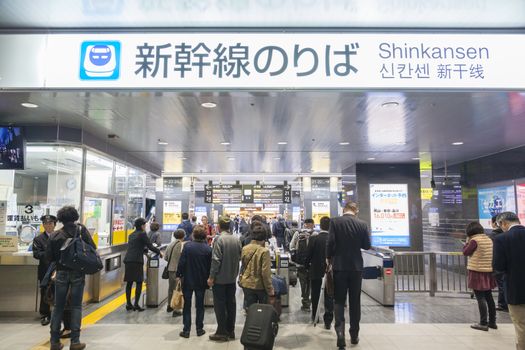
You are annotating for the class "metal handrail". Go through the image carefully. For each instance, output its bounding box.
[393,251,469,297]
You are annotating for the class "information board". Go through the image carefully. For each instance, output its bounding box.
[312,178,331,200]
[205,184,290,204]
[253,185,291,204]
[369,184,410,247]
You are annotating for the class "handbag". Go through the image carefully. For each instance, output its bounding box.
[162,242,177,279]
[238,246,260,287]
[59,225,103,275]
[271,275,288,296]
[170,279,184,310]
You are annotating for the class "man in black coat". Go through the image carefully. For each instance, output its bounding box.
[33,214,57,326]
[326,202,371,349]
[489,215,507,311]
[494,212,525,349]
[306,216,334,329]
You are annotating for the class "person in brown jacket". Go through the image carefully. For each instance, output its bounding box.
[239,223,274,308]
[463,221,497,331]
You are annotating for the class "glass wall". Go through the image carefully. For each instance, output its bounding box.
[2,145,83,250]
[0,144,156,251]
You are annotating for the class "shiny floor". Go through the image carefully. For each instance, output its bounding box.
[0,322,517,349]
[0,284,516,349]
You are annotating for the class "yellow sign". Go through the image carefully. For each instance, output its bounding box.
[421,188,433,200]
[312,201,330,225]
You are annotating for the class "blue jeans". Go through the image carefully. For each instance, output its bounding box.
[182,288,205,332]
[50,270,85,344]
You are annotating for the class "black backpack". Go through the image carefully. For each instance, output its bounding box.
[59,225,103,275]
[294,232,309,265]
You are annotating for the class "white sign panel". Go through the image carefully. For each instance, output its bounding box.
[162,200,182,231]
[370,184,410,247]
[312,201,330,225]
[1,33,525,89]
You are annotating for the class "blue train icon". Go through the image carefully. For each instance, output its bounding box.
[80,41,121,80]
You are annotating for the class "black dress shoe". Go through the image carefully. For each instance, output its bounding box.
[41,316,50,326]
[125,304,134,311]
[324,323,331,330]
[179,331,190,338]
[351,337,359,345]
[488,323,498,330]
[209,333,228,342]
[167,307,173,313]
[134,305,145,312]
[196,329,206,336]
[337,336,346,348]
[471,323,489,331]
[228,332,235,340]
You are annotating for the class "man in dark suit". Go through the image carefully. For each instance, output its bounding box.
[494,212,525,349]
[326,202,371,349]
[33,215,57,326]
[306,216,334,329]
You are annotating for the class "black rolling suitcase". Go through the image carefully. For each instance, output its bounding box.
[241,303,279,350]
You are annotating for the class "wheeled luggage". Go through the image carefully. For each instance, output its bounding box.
[241,303,279,350]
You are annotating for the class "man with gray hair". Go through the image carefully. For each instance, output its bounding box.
[494,212,525,349]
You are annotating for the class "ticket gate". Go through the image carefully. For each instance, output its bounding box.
[272,251,290,307]
[146,250,169,308]
[361,247,395,306]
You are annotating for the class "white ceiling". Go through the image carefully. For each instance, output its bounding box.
[2,90,525,175]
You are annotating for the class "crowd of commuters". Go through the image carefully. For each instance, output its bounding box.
[31,202,525,350]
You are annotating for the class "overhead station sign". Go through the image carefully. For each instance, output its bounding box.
[1,33,525,89]
[205,184,291,204]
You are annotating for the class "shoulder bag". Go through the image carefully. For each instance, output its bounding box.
[162,241,178,279]
[59,225,103,275]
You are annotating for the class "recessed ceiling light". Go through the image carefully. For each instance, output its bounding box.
[339,142,350,146]
[273,157,281,160]
[201,102,217,108]
[158,140,168,145]
[179,157,187,160]
[452,141,464,146]
[21,102,38,108]
[381,101,399,108]
[277,142,287,145]
[322,155,330,159]
[220,141,231,145]
[412,157,420,160]
[367,157,376,160]
[227,157,235,161]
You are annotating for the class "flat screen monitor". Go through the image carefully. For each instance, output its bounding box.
[0,127,24,170]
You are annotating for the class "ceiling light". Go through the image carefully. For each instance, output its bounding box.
[21,102,38,108]
[339,142,350,146]
[227,157,235,161]
[179,157,187,160]
[201,102,217,108]
[322,156,330,159]
[158,139,168,145]
[220,142,231,145]
[381,101,399,108]
[273,157,281,160]
[367,157,376,160]
[452,141,464,146]
[412,157,420,160]
[277,142,287,145]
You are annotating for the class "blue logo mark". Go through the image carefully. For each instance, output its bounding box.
[80,41,121,80]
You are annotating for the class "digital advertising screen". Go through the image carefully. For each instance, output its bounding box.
[515,182,525,223]
[478,185,516,229]
[369,184,410,247]
[0,127,24,170]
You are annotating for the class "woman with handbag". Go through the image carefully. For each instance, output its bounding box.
[123,217,162,312]
[164,229,185,316]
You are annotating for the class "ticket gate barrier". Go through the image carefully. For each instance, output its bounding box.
[272,251,290,307]
[361,247,395,306]
[146,250,169,308]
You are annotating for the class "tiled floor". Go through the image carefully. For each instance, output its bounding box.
[2,322,517,350]
[1,286,516,349]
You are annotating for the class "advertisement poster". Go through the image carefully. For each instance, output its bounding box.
[194,206,208,224]
[478,185,516,229]
[163,200,182,231]
[370,184,410,247]
[312,201,330,225]
[292,206,301,223]
[517,183,525,223]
